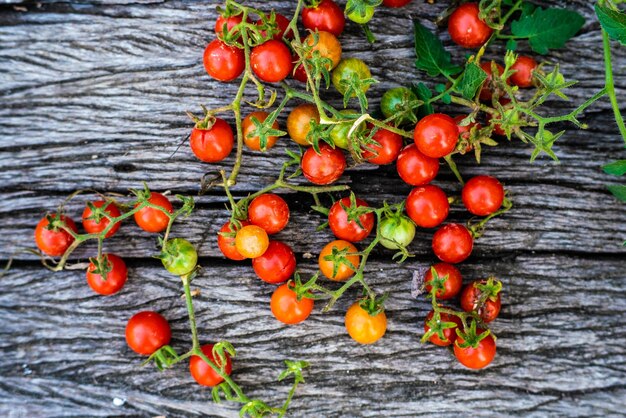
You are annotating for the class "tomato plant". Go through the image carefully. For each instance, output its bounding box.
[86,254,127,296]
[252,240,297,284]
[125,311,171,355]
[328,196,375,243]
[271,283,314,324]
[189,344,233,387]
[247,193,290,234]
[332,58,373,98]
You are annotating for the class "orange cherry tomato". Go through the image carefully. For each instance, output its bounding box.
[217,220,250,261]
[270,283,314,324]
[235,225,269,258]
[287,104,320,146]
[303,31,342,70]
[345,302,387,344]
[242,111,280,151]
[318,240,360,281]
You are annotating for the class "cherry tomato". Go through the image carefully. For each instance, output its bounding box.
[462,175,504,216]
[383,0,412,7]
[460,280,502,323]
[379,214,416,250]
[242,111,279,151]
[396,144,440,186]
[125,311,171,355]
[203,39,245,82]
[510,56,537,88]
[380,87,417,125]
[287,103,320,146]
[303,31,342,70]
[329,110,363,150]
[479,61,505,102]
[190,118,234,163]
[487,113,506,136]
[86,254,127,296]
[319,240,360,281]
[271,283,314,325]
[35,214,77,257]
[454,329,496,369]
[235,224,269,259]
[82,201,121,238]
[423,263,462,300]
[215,13,249,38]
[301,144,346,185]
[250,40,293,83]
[347,5,375,24]
[252,240,296,284]
[217,220,250,261]
[302,0,345,37]
[248,193,290,234]
[406,185,449,228]
[134,192,173,233]
[257,12,292,40]
[161,238,198,276]
[332,58,372,97]
[432,223,473,264]
[424,310,462,347]
[413,113,459,158]
[454,115,482,151]
[362,126,403,165]
[345,302,387,344]
[328,197,375,243]
[448,2,493,49]
[189,344,232,387]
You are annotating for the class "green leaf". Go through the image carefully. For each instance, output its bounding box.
[607,185,626,202]
[457,62,488,100]
[511,7,585,55]
[603,160,626,176]
[596,4,626,46]
[506,39,518,51]
[413,20,462,77]
[411,82,434,118]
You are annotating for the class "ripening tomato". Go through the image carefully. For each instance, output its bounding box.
[287,103,320,146]
[35,214,78,257]
[252,240,296,284]
[134,192,173,233]
[454,330,496,369]
[510,56,537,88]
[480,61,505,102]
[203,39,245,82]
[242,111,279,151]
[406,185,449,228]
[379,214,416,250]
[396,144,440,186]
[257,12,293,40]
[189,344,232,387]
[82,201,121,238]
[380,87,418,125]
[362,126,403,165]
[215,13,249,38]
[247,193,289,234]
[319,240,360,281]
[250,40,293,83]
[217,220,250,261]
[462,175,505,216]
[424,263,462,300]
[235,224,269,258]
[161,238,198,276]
[460,280,502,323]
[328,197,375,243]
[414,113,459,158]
[302,0,345,37]
[424,310,463,347]
[332,58,372,97]
[383,0,412,7]
[270,283,314,325]
[301,144,346,185]
[329,110,363,150]
[86,254,128,296]
[304,31,342,70]
[190,118,234,163]
[432,223,473,264]
[347,5,375,24]
[345,303,387,344]
[125,311,171,355]
[448,3,493,49]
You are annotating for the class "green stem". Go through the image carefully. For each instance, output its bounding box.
[602,29,626,145]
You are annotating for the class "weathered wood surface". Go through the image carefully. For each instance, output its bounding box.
[1,1,625,417]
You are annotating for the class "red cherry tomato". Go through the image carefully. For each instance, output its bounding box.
[414,113,459,158]
[125,311,171,355]
[424,262,462,300]
[454,329,496,369]
[250,40,293,83]
[86,254,128,296]
[432,223,473,264]
[328,196,375,243]
[462,175,505,216]
[460,280,502,323]
[448,2,493,49]
[302,0,345,37]
[383,0,412,7]
[362,127,403,165]
[424,310,462,347]
[396,144,440,186]
[203,39,245,82]
[134,192,173,233]
[34,214,78,257]
[217,220,250,261]
[271,283,314,324]
[480,61,505,102]
[406,185,449,228]
[247,193,290,234]
[252,240,296,284]
[510,56,537,88]
[82,201,121,238]
[189,343,232,387]
[301,144,346,185]
[190,118,234,163]
[215,13,250,38]
[257,12,293,40]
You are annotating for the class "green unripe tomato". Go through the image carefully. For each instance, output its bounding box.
[332,58,372,97]
[330,110,364,150]
[161,238,198,276]
[347,6,375,24]
[379,215,416,250]
[380,87,418,124]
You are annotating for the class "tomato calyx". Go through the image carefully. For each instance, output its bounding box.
[332,58,376,109]
[157,237,199,277]
[88,253,113,278]
[424,266,450,300]
[421,308,460,345]
[466,194,512,238]
[340,192,376,230]
[43,212,71,233]
[345,0,380,25]
[377,201,415,262]
[323,244,360,279]
[357,292,387,317]
[244,113,286,151]
[473,276,502,305]
[455,319,492,349]
[142,345,181,371]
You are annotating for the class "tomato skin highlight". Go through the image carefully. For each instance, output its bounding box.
[203,39,245,82]
[406,185,449,228]
[217,220,250,261]
[414,113,459,158]
[242,111,279,151]
[424,310,462,347]
[287,103,320,146]
[271,283,314,325]
[302,0,345,37]
[82,201,121,238]
[189,344,232,387]
[510,56,537,88]
[125,311,171,355]
[328,197,375,243]
[448,3,493,49]
[134,192,173,233]
[301,144,346,185]
[235,225,270,259]
[247,193,290,235]
[190,118,234,163]
[35,214,78,257]
[396,144,440,186]
[424,263,462,300]
[460,280,502,323]
[432,223,473,264]
[454,330,496,369]
[362,126,403,165]
[345,303,387,344]
[86,254,128,296]
[462,175,505,216]
[252,240,296,284]
[319,240,360,281]
[250,40,293,83]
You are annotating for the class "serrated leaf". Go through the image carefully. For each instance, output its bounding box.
[511,8,585,55]
[595,4,626,46]
[603,160,626,176]
[413,21,462,77]
[457,62,488,100]
[411,82,434,118]
[607,185,626,202]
